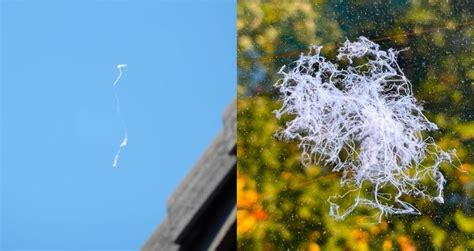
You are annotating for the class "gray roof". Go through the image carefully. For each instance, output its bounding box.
[142,101,236,251]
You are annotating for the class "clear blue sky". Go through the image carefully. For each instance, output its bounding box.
[1,1,235,250]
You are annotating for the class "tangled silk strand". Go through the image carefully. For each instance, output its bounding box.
[275,37,454,221]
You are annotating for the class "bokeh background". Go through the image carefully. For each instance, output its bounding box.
[237,1,473,250]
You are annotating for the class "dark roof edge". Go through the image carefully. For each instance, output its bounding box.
[142,100,236,251]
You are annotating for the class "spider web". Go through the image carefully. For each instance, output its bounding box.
[275,37,455,221]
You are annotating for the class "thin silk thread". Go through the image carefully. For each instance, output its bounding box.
[112,64,128,167]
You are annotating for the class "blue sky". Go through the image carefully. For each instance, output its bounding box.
[1,1,235,250]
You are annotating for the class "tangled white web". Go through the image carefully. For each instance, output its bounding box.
[274,37,456,221]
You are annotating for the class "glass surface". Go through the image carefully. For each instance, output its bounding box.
[237,1,473,250]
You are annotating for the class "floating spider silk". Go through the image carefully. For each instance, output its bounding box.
[274,37,456,221]
[112,64,128,167]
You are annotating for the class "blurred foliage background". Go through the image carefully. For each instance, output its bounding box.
[237,0,473,250]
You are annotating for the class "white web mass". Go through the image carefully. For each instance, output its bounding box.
[275,37,454,221]
[112,64,128,168]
